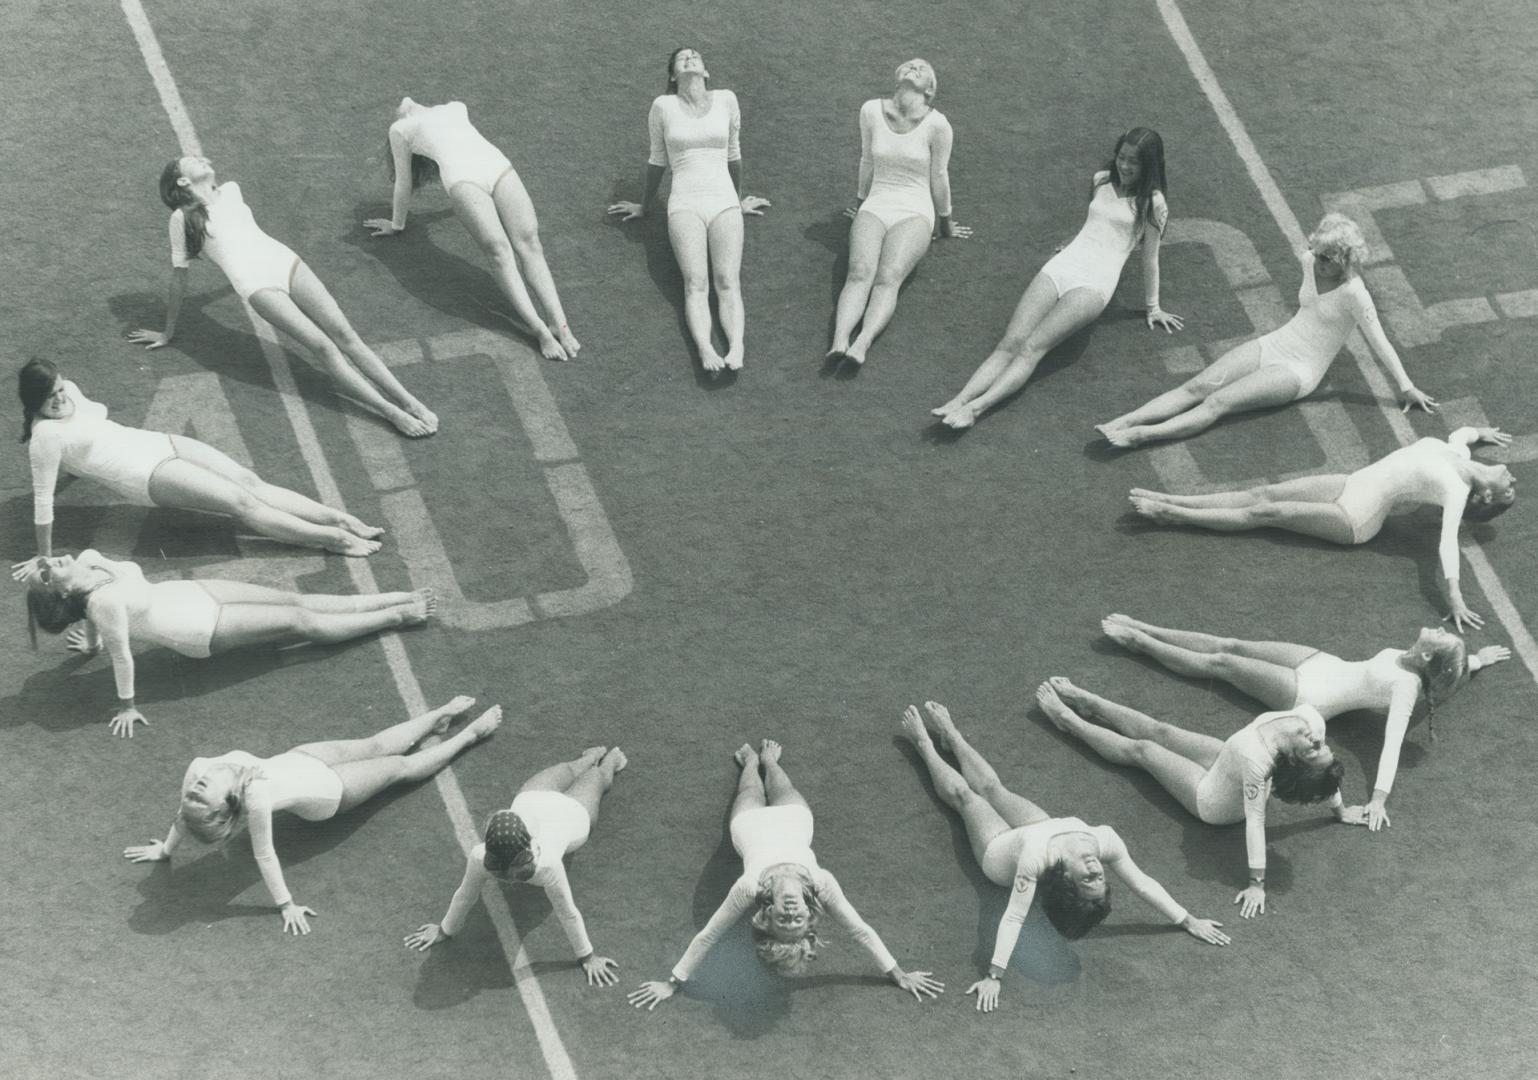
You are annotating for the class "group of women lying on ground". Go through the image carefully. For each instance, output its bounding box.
[8,47,1525,1017]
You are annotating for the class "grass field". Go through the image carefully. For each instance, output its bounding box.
[3,1,1537,1078]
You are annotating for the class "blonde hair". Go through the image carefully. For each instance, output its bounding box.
[178,763,260,846]
[748,866,826,976]
[1308,212,1369,270]
[896,59,937,102]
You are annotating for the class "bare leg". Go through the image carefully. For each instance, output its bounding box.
[758,739,809,810]
[1044,677,1225,767]
[919,702,1049,827]
[899,705,1010,867]
[330,706,503,813]
[449,180,563,359]
[197,580,417,613]
[1129,494,1358,544]
[708,209,747,370]
[1035,680,1208,818]
[148,459,376,557]
[829,211,885,357]
[1107,364,1301,448]
[1098,338,1264,434]
[294,695,479,765]
[933,272,1059,416]
[845,217,932,365]
[491,170,579,356]
[167,436,382,539]
[941,286,1107,430]
[667,213,725,371]
[208,591,434,652]
[559,747,627,827]
[1103,620,1301,707]
[730,743,767,818]
[520,747,609,793]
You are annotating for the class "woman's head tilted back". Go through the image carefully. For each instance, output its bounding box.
[1307,213,1369,273]
[749,866,825,976]
[1465,464,1517,522]
[22,553,91,649]
[1039,856,1112,940]
[1269,707,1344,804]
[178,761,256,846]
[385,97,441,192]
[482,809,535,880]
[17,358,59,443]
[159,156,211,258]
[666,47,708,93]
[1410,626,1468,707]
[894,58,937,102]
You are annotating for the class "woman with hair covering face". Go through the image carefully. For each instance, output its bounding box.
[404,746,628,987]
[123,698,501,935]
[1127,427,1518,631]
[932,127,1182,430]
[1102,614,1509,831]
[1098,212,1437,447]
[1036,678,1356,921]
[899,702,1228,1015]
[628,740,944,1011]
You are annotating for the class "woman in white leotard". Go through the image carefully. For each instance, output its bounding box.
[1037,678,1359,920]
[1129,427,1518,629]
[15,550,437,737]
[628,740,943,1011]
[826,59,971,368]
[123,698,501,935]
[1099,213,1437,447]
[607,48,772,373]
[130,155,438,438]
[405,746,628,987]
[899,702,1228,1015]
[1102,614,1511,831]
[18,359,381,559]
[364,97,582,362]
[932,128,1184,430]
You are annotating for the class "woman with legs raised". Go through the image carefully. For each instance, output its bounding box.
[404,746,628,987]
[900,701,1227,1015]
[1101,614,1509,831]
[628,739,943,1011]
[16,549,435,737]
[124,697,500,935]
[18,359,381,559]
[1036,678,1357,920]
[132,155,437,437]
[366,96,582,361]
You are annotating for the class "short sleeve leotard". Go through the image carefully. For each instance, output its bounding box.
[1040,172,1161,303]
[390,102,513,195]
[169,181,300,300]
[647,90,742,226]
[1195,707,1328,824]
[1293,648,1423,795]
[981,817,1188,970]
[669,804,898,981]
[78,550,222,661]
[1253,253,1380,399]
[856,98,946,230]
[28,381,176,525]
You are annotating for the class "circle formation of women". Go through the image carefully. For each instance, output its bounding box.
[10,41,1525,1051]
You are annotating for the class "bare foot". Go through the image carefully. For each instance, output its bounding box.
[1035,678,1083,733]
[1093,421,1124,442]
[898,705,932,747]
[335,533,382,558]
[538,331,570,362]
[931,397,965,418]
[408,401,440,434]
[339,513,385,540]
[824,348,851,363]
[1104,426,1144,449]
[942,404,977,430]
[758,738,782,765]
[399,588,437,626]
[1101,616,1141,650]
[844,343,868,366]
[922,701,958,749]
[601,747,628,775]
[701,348,726,373]
[578,746,608,768]
[388,407,434,438]
[734,742,758,769]
[467,705,504,741]
[722,346,744,371]
[558,326,582,357]
[1129,495,1173,522]
[1045,676,1096,713]
[431,695,478,735]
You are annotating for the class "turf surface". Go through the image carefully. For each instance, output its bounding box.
[3,1,1536,1078]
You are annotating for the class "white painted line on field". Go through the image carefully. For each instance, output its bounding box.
[118,4,578,1077]
[1155,0,1538,685]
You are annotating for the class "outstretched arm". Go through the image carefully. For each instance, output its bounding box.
[245,788,315,935]
[540,863,619,987]
[968,872,1036,1013]
[124,817,186,863]
[1436,488,1480,630]
[1141,194,1182,332]
[28,431,62,556]
[1234,781,1269,917]
[365,125,416,235]
[608,101,669,221]
[1106,841,1228,945]
[818,873,942,1000]
[1351,285,1436,412]
[90,596,146,738]
[128,215,189,349]
[927,117,967,239]
[628,877,753,1011]
[405,850,490,950]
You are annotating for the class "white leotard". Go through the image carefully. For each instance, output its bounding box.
[980,817,1187,969]
[443,790,596,956]
[1040,172,1164,302]
[648,90,742,225]
[1336,437,1472,544]
[856,98,947,230]
[670,804,898,981]
[1196,707,1327,824]
[1294,649,1422,794]
[1253,254,1382,398]
[28,381,175,525]
[389,102,513,194]
[169,181,299,300]
[166,749,344,907]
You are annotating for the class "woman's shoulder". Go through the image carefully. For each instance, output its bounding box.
[1092,168,1112,184]
[712,88,739,104]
